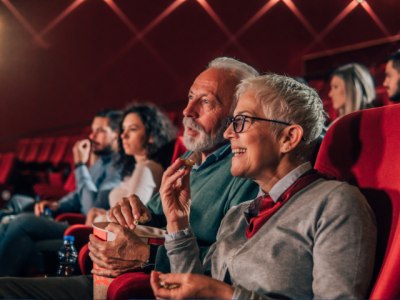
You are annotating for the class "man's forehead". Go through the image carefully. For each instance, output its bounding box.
[190,69,221,93]
[92,117,110,128]
[190,68,238,97]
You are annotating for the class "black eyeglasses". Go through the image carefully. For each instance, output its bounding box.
[226,115,307,141]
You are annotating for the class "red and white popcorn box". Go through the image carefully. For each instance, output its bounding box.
[92,222,165,300]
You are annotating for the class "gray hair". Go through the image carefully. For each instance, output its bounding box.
[208,57,260,112]
[332,63,375,117]
[236,74,327,162]
[207,57,260,81]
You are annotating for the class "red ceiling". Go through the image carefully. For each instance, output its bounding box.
[0,0,399,150]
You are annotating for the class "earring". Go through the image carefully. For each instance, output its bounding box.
[285,147,289,151]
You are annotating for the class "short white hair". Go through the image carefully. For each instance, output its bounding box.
[236,74,327,162]
[207,57,259,81]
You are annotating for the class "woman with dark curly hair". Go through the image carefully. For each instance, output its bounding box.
[85,103,177,225]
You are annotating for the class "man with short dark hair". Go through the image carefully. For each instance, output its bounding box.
[383,50,400,102]
[0,109,123,276]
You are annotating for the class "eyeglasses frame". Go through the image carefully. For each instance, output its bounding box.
[226,115,307,142]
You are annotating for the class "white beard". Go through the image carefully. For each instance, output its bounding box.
[182,117,226,152]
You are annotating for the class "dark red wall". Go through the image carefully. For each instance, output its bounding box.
[0,0,399,151]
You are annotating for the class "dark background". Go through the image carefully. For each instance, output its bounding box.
[1,0,399,151]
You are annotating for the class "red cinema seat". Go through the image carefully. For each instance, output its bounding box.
[315,104,400,299]
[34,166,76,200]
[24,138,43,164]
[0,153,16,185]
[36,137,55,164]
[15,138,31,162]
[49,137,70,168]
[0,153,16,208]
[171,136,186,162]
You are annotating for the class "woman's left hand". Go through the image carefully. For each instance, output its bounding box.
[150,271,234,300]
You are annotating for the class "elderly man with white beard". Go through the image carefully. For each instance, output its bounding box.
[0,57,260,300]
[88,57,261,276]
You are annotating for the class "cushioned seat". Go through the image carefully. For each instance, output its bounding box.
[315,104,400,299]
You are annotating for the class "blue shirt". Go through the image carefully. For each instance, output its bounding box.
[188,143,231,172]
[57,153,122,215]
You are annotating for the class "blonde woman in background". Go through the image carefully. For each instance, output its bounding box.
[328,63,376,126]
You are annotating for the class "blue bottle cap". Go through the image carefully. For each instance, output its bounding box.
[64,235,75,242]
[44,208,52,214]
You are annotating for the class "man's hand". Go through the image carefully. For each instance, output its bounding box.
[109,194,152,230]
[159,158,192,234]
[34,200,59,217]
[150,271,234,300]
[88,222,150,278]
[72,139,91,165]
[85,207,107,226]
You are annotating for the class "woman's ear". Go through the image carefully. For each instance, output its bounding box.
[280,125,303,154]
[148,136,154,144]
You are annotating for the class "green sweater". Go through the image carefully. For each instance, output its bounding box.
[146,148,259,273]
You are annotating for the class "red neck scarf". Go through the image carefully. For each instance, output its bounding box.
[246,169,324,239]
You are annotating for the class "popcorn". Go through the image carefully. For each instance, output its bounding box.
[133,213,149,225]
[159,281,181,290]
[184,159,195,167]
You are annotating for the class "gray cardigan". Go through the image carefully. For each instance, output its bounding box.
[165,179,377,299]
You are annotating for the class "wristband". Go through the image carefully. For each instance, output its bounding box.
[141,244,160,273]
[74,162,85,169]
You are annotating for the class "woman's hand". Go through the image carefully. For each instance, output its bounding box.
[159,159,192,233]
[150,271,234,300]
[85,207,107,226]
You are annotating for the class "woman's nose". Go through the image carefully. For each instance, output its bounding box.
[223,121,236,140]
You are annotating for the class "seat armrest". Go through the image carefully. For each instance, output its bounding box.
[64,224,92,252]
[56,213,86,225]
[108,272,154,300]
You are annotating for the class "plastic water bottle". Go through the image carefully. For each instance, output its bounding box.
[41,208,53,219]
[56,235,78,276]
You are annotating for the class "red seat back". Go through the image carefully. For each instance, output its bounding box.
[62,171,76,192]
[49,137,69,167]
[0,153,16,185]
[36,137,55,164]
[171,136,187,163]
[24,138,43,163]
[15,138,31,162]
[315,104,400,299]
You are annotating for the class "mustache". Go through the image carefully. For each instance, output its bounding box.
[182,117,205,132]
[89,139,99,146]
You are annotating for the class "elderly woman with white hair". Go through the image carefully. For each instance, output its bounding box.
[150,74,377,299]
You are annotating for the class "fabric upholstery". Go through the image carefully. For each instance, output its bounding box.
[171,136,186,163]
[56,213,86,225]
[107,272,154,300]
[78,244,92,275]
[63,224,92,252]
[314,104,400,299]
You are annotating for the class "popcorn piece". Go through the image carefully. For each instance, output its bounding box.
[133,213,149,225]
[158,281,181,290]
[184,159,195,167]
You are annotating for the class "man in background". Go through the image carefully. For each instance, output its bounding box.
[0,108,123,277]
[383,50,400,102]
